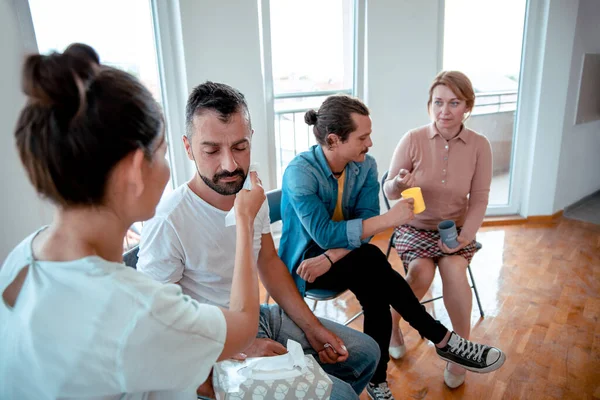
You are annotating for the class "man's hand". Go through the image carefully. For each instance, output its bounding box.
[231,338,288,359]
[297,254,332,283]
[305,325,349,364]
[387,197,415,226]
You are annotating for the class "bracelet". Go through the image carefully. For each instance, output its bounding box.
[323,252,334,266]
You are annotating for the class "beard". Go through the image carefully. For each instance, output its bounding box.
[199,168,246,195]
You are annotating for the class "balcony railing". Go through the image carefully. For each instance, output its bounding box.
[273,89,352,183]
[273,89,518,184]
[472,90,518,115]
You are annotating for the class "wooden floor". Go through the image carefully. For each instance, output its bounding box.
[261,218,600,399]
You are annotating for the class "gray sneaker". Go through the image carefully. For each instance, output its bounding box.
[436,331,506,373]
[366,382,394,400]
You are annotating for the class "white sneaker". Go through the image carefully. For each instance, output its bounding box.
[389,344,406,359]
[444,364,466,389]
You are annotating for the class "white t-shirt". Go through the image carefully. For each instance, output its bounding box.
[138,184,271,307]
[0,228,227,400]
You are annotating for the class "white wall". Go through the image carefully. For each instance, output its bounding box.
[0,0,52,261]
[554,0,600,210]
[174,0,595,217]
[175,0,443,193]
[365,0,441,178]
[2,0,597,261]
[519,0,580,216]
[177,0,275,190]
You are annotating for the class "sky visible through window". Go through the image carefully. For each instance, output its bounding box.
[28,0,172,247]
[444,0,527,92]
[29,0,162,102]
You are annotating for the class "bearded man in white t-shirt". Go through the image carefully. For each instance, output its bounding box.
[138,81,379,400]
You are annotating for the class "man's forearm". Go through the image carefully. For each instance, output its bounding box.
[325,248,351,263]
[362,214,393,239]
[260,258,321,331]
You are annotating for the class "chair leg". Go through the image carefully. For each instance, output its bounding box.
[264,293,271,304]
[467,265,484,318]
[420,303,426,339]
[344,310,364,326]
[311,299,319,312]
[386,233,395,259]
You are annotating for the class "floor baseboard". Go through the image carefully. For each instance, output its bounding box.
[483,210,563,227]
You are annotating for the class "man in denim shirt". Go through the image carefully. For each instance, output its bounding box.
[279,95,506,400]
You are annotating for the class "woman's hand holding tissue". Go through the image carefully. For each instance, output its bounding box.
[234,171,264,224]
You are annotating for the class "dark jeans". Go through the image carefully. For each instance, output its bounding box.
[307,243,448,384]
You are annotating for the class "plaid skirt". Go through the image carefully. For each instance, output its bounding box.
[394,225,479,266]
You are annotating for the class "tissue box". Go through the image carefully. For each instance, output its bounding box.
[213,354,333,400]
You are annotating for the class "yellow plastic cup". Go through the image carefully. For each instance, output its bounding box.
[401,187,426,214]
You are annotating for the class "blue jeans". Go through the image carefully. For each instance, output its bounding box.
[258,304,379,400]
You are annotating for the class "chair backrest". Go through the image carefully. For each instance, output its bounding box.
[381,171,391,211]
[266,189,282,223]
[123,245,139,269]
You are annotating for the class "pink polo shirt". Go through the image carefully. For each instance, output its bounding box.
[387,123,492,242]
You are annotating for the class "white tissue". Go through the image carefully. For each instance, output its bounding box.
[241,339,306,379]
[217,340,306,392]
[225,164,259,227]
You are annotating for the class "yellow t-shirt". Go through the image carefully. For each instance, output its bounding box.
[332,170,346,222]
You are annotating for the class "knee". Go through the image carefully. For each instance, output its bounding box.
[341,328,381,368]
[355,245,393,276]
[348,332,380,378]
[439,258,469,284]
[356,243,387,262]
[406,261,435,288]
[327,331,378,398]
[347,244,391,283]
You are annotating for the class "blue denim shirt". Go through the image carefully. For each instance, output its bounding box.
[278,145,380,295]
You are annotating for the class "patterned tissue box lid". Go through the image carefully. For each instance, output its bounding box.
[213,354,333,400]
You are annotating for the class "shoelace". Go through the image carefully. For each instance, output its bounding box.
[371,383,394,400]
[449,336,486,362]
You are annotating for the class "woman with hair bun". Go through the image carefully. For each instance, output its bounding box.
[0,43,265,399]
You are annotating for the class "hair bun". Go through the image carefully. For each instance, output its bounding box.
[304,109,318,125]
[63,43,100,65]
[22,43,100,121]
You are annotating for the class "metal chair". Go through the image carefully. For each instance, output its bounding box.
[380,171,484,317]
[264,189,364,326]
[123,245,139,269]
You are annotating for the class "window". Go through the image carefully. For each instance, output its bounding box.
[443,0,527,210]
[28,0,173,250]
[268,0,357,185]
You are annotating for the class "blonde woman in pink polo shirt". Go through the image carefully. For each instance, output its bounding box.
[383,71,493,389]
